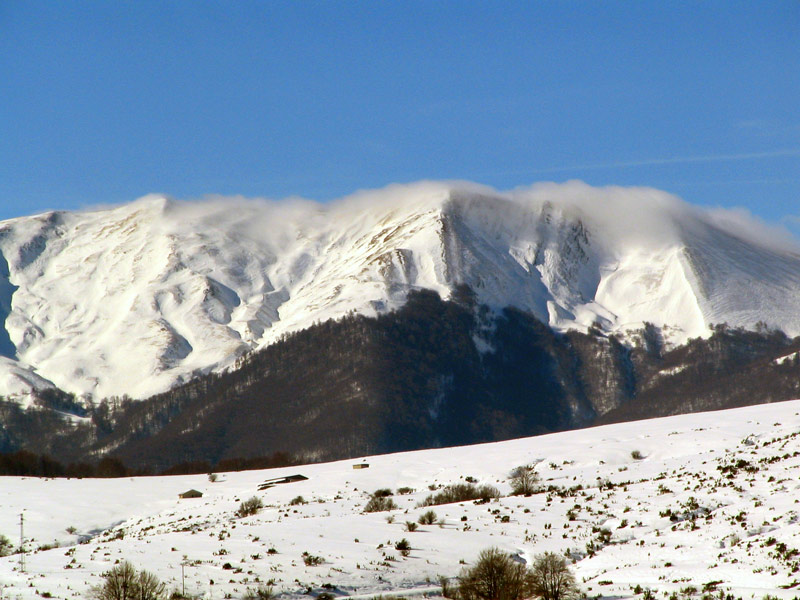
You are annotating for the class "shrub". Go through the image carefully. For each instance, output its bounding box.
[395,538,411,557]
[418,510,437,525]
[372,488,393,497]
[364,495,398,513]
[631,450,644,460]
[405,521,418,532]
[89,561,166,600]
[242,585,274,600]
[302,552,324,566]
[236,496,264,518]
[420,483,501,507]
[208,472,218,482]
[509,465,541,496]
[289,495,306,506]
[0,534,12,557]
[396,487,415,495]
[529,552,579,600]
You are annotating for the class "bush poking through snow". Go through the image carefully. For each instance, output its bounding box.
[289,495,306,506]
[631,450,644,460]
[89,561,166,600]
[418,510,438,525]
[420,483,501,507]
[0,534,12,557]
[236,496,264,518]
[242,585,274,600]
[302,552,324,566]
[509,465,541,496]
[364,493,398,513]
[395,538,411,557]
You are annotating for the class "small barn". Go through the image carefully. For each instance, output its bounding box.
[352,463,369,470]
[179,489,203,499]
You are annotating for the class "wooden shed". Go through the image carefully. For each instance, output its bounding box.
[352,463,369,470]
[179,489,203,499]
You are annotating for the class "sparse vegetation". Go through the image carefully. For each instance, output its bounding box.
[236,496,264,518]
[302,551,324,566]
[242,585,274,600]
[365,492,398,513]
[420,483,501,507]
[418,510,438,525]
[395,538,411,557]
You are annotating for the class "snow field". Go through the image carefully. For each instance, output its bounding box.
[3,401,800,599]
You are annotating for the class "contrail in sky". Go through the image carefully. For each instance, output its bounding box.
[525,148,800,174]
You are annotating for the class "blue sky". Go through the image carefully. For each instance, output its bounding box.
[1,1,798,232]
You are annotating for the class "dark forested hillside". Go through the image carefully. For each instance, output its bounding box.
[102,288,598,470]
[3,287,800,471]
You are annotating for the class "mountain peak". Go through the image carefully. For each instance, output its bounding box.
[0,181,798,403]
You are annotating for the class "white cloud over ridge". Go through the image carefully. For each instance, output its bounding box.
[74,179,800,256]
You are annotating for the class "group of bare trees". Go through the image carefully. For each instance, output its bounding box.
[94,546,576,600]
[447,547,579,600]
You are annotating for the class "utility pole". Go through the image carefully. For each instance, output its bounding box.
[19,512,25,573]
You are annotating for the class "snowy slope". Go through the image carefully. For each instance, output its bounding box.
[3,401,800,599]
[1,181,800,402]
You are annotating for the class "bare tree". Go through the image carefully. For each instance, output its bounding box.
[90,561,139,600]
[136,568,167,600]
[90,561,166,600]
[457,547,530,600]
[509,465,541,496]
[529,552,578,600]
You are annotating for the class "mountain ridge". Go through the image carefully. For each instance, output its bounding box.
[1,180,799,403]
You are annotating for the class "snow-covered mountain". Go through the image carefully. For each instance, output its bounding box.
[1,180,799,402]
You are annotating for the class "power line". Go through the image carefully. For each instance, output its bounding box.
[19,512,25,573]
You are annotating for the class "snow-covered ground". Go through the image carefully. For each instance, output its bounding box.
[3,401,800,599]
